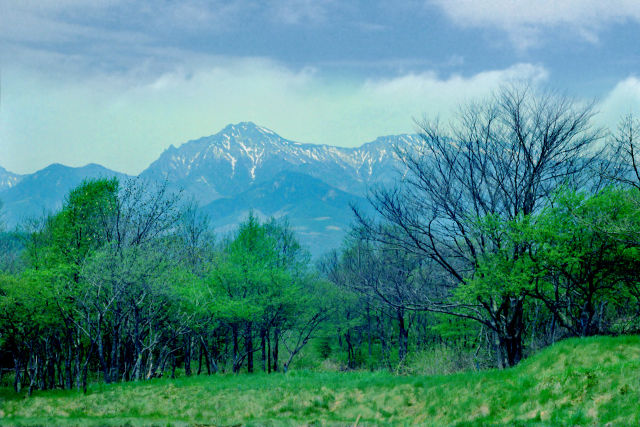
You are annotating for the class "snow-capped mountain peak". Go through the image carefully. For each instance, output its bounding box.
[140,122,423,205]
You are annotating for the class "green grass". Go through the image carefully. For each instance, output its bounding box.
[1,335,639,426]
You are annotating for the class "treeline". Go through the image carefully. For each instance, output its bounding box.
[1,85,639,395]
[0,180,330,394]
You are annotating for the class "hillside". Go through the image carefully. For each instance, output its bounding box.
[1,335,638,426]
[203,170,371,255]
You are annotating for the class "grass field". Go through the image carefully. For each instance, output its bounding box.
[1,336,639,426]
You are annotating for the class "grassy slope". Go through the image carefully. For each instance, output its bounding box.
[1,336,639,426]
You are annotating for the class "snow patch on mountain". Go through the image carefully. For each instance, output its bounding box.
[0,166,23,192]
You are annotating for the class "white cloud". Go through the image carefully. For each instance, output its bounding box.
[0,58,547,175]
[429,0,640,49]
[597,76,640,126]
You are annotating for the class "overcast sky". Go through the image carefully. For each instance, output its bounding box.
[1,0,639,175]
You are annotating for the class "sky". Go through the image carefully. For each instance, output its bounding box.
[1,0,639,175]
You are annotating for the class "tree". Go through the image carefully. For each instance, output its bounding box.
[470,187,640,339]
[81,178,182,383]
[600,113,640,190]
[529,188,640,336]
[3,177,187,392]
[204,214,325,374]
[33,178,120,391]
[326,230,432,363]
[358,85,602,367]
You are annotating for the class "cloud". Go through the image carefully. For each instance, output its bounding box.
[597,76,640,126]
[269,0,336,25]
[0,58,547,175]
[429,0,640,49]
[0,1,134,44]
[0,0,336,50]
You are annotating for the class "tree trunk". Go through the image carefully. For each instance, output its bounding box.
[65,336,73,390]
[109,322,120,383]
[171,354,177,379]
[367,303,372,360]
[260,328,267,373]
[272,328,280,372]
[97,322,110,384]
[579,295,597,337]
[80,339,95,394]
[197,340,203,375]
[13,355,22,393]
[27,353,38,396]
[267,332,272,373]
[346,331,355,369]
[133,308,142,380]
[184,333,192,376]
[74,334,83,391]
[398,309,408,363]
[232,324,240,373]
[46,341,56,390]
[246,322,254,373]
[495,296,524,368]
[81,358,89,394]
[200,336,214,375]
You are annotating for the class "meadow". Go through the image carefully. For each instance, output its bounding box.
[1,335,639,426]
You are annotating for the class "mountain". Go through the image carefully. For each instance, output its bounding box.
[0,163,128,227]
[202,171,370,255]
[0,166,22,192]
[2,123,423,254]
[141,122,422,204]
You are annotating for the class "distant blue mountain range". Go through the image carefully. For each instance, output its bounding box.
[1,122,423,255]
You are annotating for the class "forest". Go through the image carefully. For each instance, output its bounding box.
[1,86,639,399]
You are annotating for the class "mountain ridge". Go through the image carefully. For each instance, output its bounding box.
[0,163,129,227]
[140,121,422,203]
[1,122,421,253]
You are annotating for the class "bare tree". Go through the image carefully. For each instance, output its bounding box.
[357,84,603,367]
[600,113,640,190]
[332,231,433,362]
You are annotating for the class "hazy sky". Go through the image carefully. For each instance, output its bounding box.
[1,0,640,175]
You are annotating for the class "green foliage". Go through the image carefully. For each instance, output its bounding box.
[458,212,534,300]
[47,178,119,270]
[528,187,640,335]
[0,268,66,353]
[315,336,332,359]
[461,186,640,337]
[204,213,303,323]
[429,313,479,341]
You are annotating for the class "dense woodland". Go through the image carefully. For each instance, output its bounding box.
[1,86,640,395]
